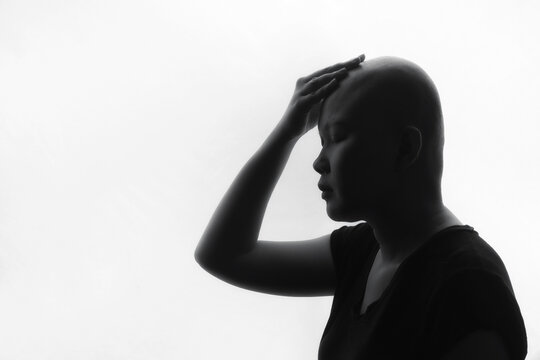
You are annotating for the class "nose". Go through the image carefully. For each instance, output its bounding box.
[313,148,329,174]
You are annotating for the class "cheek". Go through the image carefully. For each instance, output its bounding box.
[333,144,391,200]
[331,145,365,195]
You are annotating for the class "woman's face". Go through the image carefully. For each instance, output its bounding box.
[313,90,398,222]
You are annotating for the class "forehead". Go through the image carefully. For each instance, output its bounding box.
[318,110,353,134]
[318,83,369,134]
[318,63,398,137]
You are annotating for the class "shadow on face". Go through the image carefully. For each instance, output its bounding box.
[314,56,444,221]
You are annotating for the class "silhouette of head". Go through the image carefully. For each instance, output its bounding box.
[314,56,444,222]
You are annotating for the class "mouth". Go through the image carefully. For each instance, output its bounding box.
[321,190,332,200]
[318,182,333,200]
[318,183,333,192]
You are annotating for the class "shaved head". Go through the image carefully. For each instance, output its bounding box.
[320,56,444,186]
[314,56,445,220]
[312,56,463,255]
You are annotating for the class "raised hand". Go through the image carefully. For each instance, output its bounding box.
[275,54,365,142]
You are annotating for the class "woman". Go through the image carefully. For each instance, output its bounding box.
[194,55,527,359]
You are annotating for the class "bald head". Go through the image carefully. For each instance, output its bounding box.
[319,56,444,186]
[324,56,442,138]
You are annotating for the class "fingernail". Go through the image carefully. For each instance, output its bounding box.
[358,54,366,62]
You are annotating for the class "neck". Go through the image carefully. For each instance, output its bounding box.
[366,198,461,264]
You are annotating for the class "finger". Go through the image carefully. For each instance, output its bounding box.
[306,99,323,126]
[301,78,339,105]
[305,59,358,80]
[303,54,365,82]
[300,68,347,95]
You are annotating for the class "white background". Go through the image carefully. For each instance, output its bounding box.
[1,0,539,359]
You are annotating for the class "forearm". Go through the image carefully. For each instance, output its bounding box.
[194,127,298,267]
[194,55,362,271]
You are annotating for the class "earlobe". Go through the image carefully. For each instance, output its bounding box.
[396,126,422,170]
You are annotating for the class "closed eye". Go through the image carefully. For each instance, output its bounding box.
[320,125,347,146]
[320,134,346,146]
[330,129,348,142]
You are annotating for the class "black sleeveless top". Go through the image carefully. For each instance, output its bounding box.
[318,222,527,360]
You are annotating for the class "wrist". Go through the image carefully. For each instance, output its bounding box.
[271,119,303,145]
[268,126,301,148]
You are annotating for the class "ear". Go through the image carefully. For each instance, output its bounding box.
[395,126,422,170]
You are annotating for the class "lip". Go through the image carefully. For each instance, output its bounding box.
[321,190,332,199]
[318,182,332,192]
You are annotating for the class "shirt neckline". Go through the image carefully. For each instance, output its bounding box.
[354,224,475,319]
[370,223,475,266]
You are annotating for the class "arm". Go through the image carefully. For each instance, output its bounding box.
[196,129,336,296]
[194,56,364,296]
[440,330,510,360]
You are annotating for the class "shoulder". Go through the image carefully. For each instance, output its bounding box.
[419,227,527,359]
[429,268,528,360]
[330,221,376,256]
[330,221,372,240]
[329,222,377,278]
[429,226,512,286]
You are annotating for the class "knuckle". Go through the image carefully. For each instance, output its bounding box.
[306,77,319,86]
[320,73,334,81]
[313,89,324,98]
[292,96,303,105]
[298,96,313,107]
[297,95,309,104]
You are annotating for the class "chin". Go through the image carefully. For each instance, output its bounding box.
[325,202,364,222]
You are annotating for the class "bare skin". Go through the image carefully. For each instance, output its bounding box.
[194,55,509,359]
[194,57,363,296]
[313,57,463,314]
